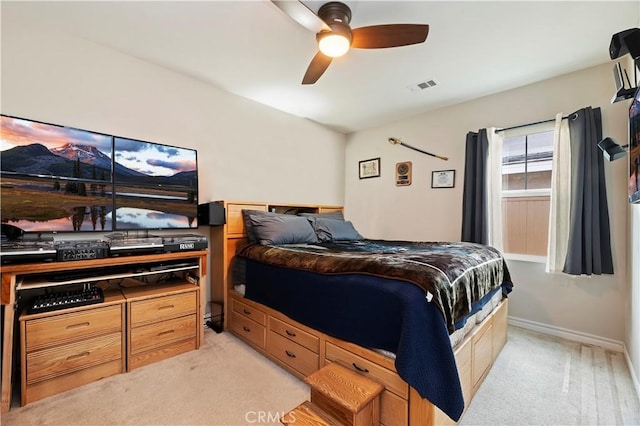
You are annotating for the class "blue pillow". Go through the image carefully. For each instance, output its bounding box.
[244,210,318,245]
[298,211,345,221]
[241,209,267,243]
[308,217,363,242]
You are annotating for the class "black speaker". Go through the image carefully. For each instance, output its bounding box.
[598,137,627,162]
[198,202,226,226]
[624,29,640,60]
[609,28,640,59]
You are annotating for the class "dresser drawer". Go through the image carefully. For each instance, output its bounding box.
[230,311,266,350]
[26,332,122,384]
[380,389,408,426]
[269,316,319,353]
[492,299,508,356]
[25,305,122,350]
[268,330,318,377]
[325,342,408,399]
[24,359,122,405]
[455,336,473,406]
[130,315,196,355]
[472,321,493,393]
[227,203,266,235]
[130,292,196,326]
[232,298,266,326]
[128,338,197,371]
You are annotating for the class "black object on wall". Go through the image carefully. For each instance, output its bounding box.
[597,137,628,162]
[198,202,226,226]
[609,28,640,59]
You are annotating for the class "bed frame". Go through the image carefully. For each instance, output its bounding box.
[209,200,508,425]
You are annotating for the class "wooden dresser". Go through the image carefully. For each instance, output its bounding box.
[123,284,199,370]
[2,250,208,412]
[19,290,126,405]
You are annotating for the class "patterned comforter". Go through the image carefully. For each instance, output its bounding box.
[237,239,512,333]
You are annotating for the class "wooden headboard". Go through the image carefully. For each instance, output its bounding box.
[208,200,343,329]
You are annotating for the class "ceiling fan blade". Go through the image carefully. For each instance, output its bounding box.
[272,1,330,33]
[302,51,333,85]
[351,24,429,49]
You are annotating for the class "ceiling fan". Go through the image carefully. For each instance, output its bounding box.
[272,1,429,84]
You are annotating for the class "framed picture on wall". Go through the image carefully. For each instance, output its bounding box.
[359,157,381,179]
[431,169,455,188]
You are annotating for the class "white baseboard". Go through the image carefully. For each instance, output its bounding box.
[508,316,640,401]
[623,346,640,403]
[507,316,625,352]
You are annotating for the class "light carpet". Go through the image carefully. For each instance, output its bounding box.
[2,326,638,425]
[460,326,640,426]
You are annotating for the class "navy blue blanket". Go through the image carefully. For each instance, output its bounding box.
[243,259,466,420]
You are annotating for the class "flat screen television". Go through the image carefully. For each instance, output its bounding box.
[630,88,640,204]
[1,114,200,235]
[113,137,198,230]
[0,115,115,232]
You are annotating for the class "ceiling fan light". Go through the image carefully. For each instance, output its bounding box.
[318,33,350,57]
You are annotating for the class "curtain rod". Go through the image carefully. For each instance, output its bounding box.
[495,114,572,133]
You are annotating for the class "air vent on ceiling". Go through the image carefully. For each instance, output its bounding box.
[407,79,439,93]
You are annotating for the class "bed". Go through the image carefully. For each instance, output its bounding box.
[208,200,513,425]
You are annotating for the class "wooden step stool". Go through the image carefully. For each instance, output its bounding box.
[281,362,384,426]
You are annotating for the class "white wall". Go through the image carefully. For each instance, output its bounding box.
[346,63,630,344]
[626,13,640,396]
[630,204,640,392]
[1,20,346,305]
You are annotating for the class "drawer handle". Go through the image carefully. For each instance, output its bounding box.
[243,326,251,332]
[157,330,175,337]
[285,350,296,358]
[285,329,296,337]
[66,322,90,329]
[158,305,175,311]
[67,351,90,361]
[243,309,251,315]
[352,362,369,373]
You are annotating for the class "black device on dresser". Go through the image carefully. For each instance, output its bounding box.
[55,240,110,261]
[1,224,56,264]
[27,284,104,314]
[162,234,208,252]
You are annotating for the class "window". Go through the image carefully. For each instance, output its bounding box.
[501,127,554,258]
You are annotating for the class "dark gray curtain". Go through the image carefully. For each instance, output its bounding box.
[461,129,489,244]
[563,107,614,275]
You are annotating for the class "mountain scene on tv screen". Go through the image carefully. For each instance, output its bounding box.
[113,137,198,229]
[0,116,115,232]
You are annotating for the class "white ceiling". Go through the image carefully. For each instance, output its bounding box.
[3,1,639,134]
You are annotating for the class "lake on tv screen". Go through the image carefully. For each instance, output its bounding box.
[114,207,196,229]
[1,175,113,232]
